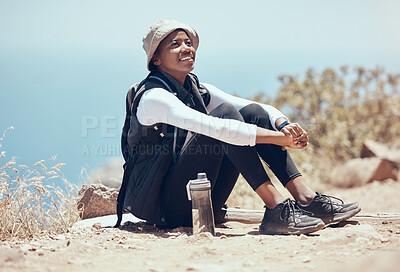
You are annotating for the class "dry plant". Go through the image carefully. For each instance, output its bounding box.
[0,127,80,241]
[228,66,400,207]
[250,66,400,184]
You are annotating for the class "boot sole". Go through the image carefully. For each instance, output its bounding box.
[326,206,362,225]
[259,221,325,235]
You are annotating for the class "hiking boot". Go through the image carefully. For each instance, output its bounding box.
[296,192,361,225]
[214,204,228,224]
[259,199,325,235]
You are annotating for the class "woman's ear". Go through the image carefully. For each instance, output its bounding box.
[152,56,161,66]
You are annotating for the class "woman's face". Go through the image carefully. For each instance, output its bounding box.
[153,30,196,80]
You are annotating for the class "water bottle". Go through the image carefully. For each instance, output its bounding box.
[186,173,216,236]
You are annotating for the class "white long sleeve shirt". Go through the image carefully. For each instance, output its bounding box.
[136,83,287,147]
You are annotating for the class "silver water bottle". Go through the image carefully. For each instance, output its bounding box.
[186,173,216,236]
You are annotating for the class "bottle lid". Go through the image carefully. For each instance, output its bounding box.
[197,172,207,180]
[186,172,211,200]
[188,179,211,191]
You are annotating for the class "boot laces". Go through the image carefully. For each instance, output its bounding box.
[281,200,312,224]
[318,193,344,214]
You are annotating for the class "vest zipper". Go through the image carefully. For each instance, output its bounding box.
[178,132,197,156]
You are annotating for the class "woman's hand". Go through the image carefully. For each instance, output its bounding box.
[255,127,306,149]
[280,123,309,150]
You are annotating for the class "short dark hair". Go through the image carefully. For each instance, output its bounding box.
[149,59,158,71]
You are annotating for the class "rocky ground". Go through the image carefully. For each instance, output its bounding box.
[1,181,400,272]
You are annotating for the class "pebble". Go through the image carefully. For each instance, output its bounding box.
[380,238,389,243]
[92,223,102,230]
[300,234,308,240]
[302,256,311,263]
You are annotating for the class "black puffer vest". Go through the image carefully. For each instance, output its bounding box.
[115,70,210,227]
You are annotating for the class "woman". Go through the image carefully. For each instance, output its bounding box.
[116,19,360,235]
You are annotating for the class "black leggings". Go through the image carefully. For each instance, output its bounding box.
[161,103,301,227]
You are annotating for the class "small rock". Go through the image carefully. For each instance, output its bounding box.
[92,223,102,229]
[302,256,311,263]
[300,234,308,240]
[380,238,389,243]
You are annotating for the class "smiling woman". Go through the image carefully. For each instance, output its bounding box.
[115,19,361,235]
[151,30,196,85]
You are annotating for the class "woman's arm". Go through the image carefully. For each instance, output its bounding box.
[202,83,288,130]
[136,88,258,146]
[137,88,306,149]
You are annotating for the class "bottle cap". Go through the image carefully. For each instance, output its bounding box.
[186,173,211,200]
[197,172,207,180]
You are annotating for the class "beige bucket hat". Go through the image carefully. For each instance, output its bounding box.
[142,19,199,70]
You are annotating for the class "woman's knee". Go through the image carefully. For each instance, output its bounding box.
[239,103,272,129]
[209,103,244,121]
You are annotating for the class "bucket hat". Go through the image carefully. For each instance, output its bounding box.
[142,19,199,70]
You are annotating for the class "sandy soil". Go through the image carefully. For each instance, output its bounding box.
[1,181,400,272]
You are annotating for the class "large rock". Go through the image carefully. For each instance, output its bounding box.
[329,157,397,187]
[77,184,119,219]
[361,140,400,164]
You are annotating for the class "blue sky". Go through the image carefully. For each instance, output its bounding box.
[1,0,399,184]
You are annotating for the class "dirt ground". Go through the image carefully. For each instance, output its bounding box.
[1,180,400,272]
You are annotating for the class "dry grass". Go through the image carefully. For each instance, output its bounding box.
[0,127,80,241]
